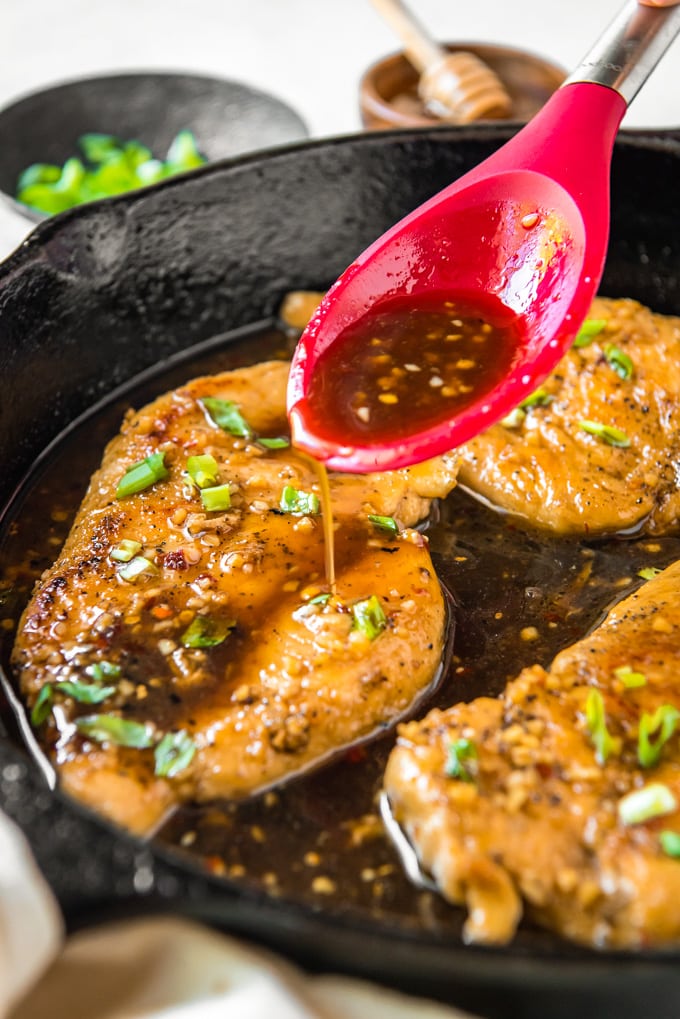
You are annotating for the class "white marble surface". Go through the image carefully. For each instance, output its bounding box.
[1,0,679,257]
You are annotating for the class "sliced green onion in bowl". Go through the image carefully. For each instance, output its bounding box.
[154,730,197,778]
[181,615,235,648]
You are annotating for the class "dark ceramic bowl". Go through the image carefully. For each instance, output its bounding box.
[1,125,680,1019]
[0,71,308,222]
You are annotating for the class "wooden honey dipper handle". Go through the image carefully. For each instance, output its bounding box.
[369,0,513,122]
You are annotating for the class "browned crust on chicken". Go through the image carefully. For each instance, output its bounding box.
[13,361,458,835]
[384,561,680,948]
[458,297,680,536]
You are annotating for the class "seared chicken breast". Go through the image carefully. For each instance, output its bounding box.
[13,361,458,834]
[384,561,680,948]
[459,297,680,535]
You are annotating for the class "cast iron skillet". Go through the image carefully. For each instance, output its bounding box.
[1,127,680,1019]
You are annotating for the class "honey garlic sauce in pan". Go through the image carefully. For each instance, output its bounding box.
[2,320,680,943]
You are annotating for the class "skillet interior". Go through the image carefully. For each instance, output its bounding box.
[1,126,680,1018]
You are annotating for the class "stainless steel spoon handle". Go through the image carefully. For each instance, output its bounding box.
[564,0,680,104]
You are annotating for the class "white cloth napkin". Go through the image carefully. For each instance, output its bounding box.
[0,810,477,1019]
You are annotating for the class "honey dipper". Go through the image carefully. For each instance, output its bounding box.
[369,0,513,122]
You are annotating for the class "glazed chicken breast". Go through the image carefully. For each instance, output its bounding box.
[384,561,680,949]
[459,297,680,536]
[13,361,458,835]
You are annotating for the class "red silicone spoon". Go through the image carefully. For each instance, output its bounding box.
[288,0,680,473]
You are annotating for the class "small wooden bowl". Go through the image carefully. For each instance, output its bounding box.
[359,43,567,130]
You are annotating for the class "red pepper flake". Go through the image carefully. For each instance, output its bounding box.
[163,550,188,571]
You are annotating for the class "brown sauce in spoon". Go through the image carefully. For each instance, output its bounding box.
[303,293,521,446]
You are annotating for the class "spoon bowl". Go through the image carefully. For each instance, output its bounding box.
[289,1,680,473]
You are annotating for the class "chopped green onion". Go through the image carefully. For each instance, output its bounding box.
[639,567,662,581]
[154,730,197,778]
[604,344,634,381]
[585,689,621,764]
[85,661,121,681]
[308,592,331,606]
[614,665,647,689]
[200,483,232,512]
[201,397,254,439]
[116,451,168,498]
[618,783,678,826]
[519,387,553,410]
[573,318,607,348]
[257,436,290,450]
[166,129,205,171]
[638,704,680,768]
[368,514,399,536]
[660,830,680,858]
[500,407,526,429]
[17,162,61,190]
[118,555,157,582]
[186,454,220,489]
[16,131,207,216]
[445,738,478,782]
[57,680,116,704]
[181,615,235,648]
[76,714,155,748]
[31,684,53,726]
[79,133,122,163]
[110,539,142,563]
[351,595,387,641]
[579,421,630,448]
[280,485,320,516]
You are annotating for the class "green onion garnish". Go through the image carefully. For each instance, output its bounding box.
[604,344,634,380]
[57,680,117,704]
[638,704,680,768]
[181,615,235,648]
[573,318,607,348]
[351,595,387,641]
[280,485,320,515]
[200,484,232,512]
[500,407,526,429]
[118,556,157,582]
[445,738,478,782]
[585,689,621,764]
[31,684,53,726]
[368,514,399,536]
[76,714,155,748]
[660,830,680,858]
[618,783,678,826]
[520,387,553,410]
[308,592,331,606]
[258,437,290,450]
[201,398,254,439]
[110,539,143,563]
[85,661,121,681]
[639,567,662,581]
[578,421,631,448]
[614,665,647,689]
[154,730,197,778]
[116,452,168,498]
[186,454,220,489]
